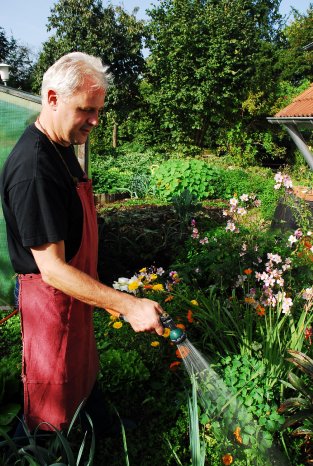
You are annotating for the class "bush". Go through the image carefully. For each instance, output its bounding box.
[151,158,223,201]
[91,146,164,196]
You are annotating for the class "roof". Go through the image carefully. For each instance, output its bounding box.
[274,84,313,118]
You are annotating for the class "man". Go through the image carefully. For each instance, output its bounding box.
[0,52,164,432]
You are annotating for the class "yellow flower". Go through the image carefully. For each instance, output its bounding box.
[110,315,118,321]
[152,283,164,291]
[128,280,140,291]
[113,321,123,329]
[162,328,171,338]
[151,341,160,347]
[150,273,158,281]
[139,267,147,273]
[190,300,199,306]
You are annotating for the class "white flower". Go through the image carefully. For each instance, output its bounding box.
[226,221,236,232]
[235,274,247,287]
[294,229,303,239]
[267,253,282,264]
[240,194,249,202]
[237,207,247,216]
[222,210,229,216]
[274,172,283,183]
[229,197,238,207]
[307,231,312,236]
[288,235,297,245]
[283,175,293,189]
[274,183,281,190]
[113,277,130,292]
[276,291,293,315]
[302,288,313,300]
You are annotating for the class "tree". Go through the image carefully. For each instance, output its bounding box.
[31,0,145,148]
[0,27,33,90]
[143,0,283,150]
[276,4,313,85]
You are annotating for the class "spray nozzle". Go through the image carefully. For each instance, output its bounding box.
[160,312,187,344]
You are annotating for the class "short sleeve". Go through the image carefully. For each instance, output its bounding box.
[9,177,69,248]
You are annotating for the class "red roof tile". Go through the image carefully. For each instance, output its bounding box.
[275,84,313,118]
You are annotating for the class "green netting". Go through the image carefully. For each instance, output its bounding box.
[0,92,40,307]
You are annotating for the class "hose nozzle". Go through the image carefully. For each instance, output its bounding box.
[160,312,187,344]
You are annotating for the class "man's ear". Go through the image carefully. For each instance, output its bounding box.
[47,89,58,109]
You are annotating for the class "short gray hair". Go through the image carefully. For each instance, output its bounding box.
[41,52,110,103]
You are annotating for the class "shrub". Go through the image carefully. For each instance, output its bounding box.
[90,146,164,196]
[151,158,222,201]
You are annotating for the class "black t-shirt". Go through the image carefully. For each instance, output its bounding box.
[0,124,84,273]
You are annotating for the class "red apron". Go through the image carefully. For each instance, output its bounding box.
[19,179,99,431]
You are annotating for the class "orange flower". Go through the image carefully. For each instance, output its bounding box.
[233,426,243,444]
[169,361,181,370]
[244,296,255,304]
[144,284,153,289]
[162,328,171,338]
[222,453,233,465]
[165,295,174,302]
[187,310,193,323]
[176,323,186,331]
[151,341,160,347]
[243,268,253,275]
[256,304,265,316]
[175,346,190,359]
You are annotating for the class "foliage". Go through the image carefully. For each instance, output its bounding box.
[277,5,313,85]
[98,348,150,393]
[215,121,288,166]
[188,376,206,466]
[151,158,222,201]
[0,27,33,90]
[0,362,21,435]
[0,401,96,465]
[31,0,145,147]
[279,350,313,436]
[90,146,163,196]
[144,0,282,149]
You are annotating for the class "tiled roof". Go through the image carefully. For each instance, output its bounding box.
[275,84,313,118]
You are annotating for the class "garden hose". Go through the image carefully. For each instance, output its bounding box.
[160,311,187,344]
[105,308,187,344]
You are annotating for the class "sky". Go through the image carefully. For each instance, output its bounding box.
[0,0,311,57]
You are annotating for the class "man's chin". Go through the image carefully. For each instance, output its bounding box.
[71,134,89,145]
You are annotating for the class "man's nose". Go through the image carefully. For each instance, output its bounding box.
[88,111,99,126]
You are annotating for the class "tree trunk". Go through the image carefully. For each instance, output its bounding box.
[112,122,118,148]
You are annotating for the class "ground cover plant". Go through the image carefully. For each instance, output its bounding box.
[0,168,312,465]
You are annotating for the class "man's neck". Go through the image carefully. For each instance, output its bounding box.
[35,114,70,147]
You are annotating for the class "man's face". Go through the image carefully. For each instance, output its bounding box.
[53,79,105,146]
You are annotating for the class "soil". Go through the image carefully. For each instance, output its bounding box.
[96,201,225,284]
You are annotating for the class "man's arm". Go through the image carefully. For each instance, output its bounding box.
[30,240,164,335]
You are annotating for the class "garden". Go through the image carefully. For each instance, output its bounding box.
[1,0,313,464]
[1,152,313,465]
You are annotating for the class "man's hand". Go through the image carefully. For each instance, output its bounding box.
[122,298,165,335]
[30,241,166,336]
